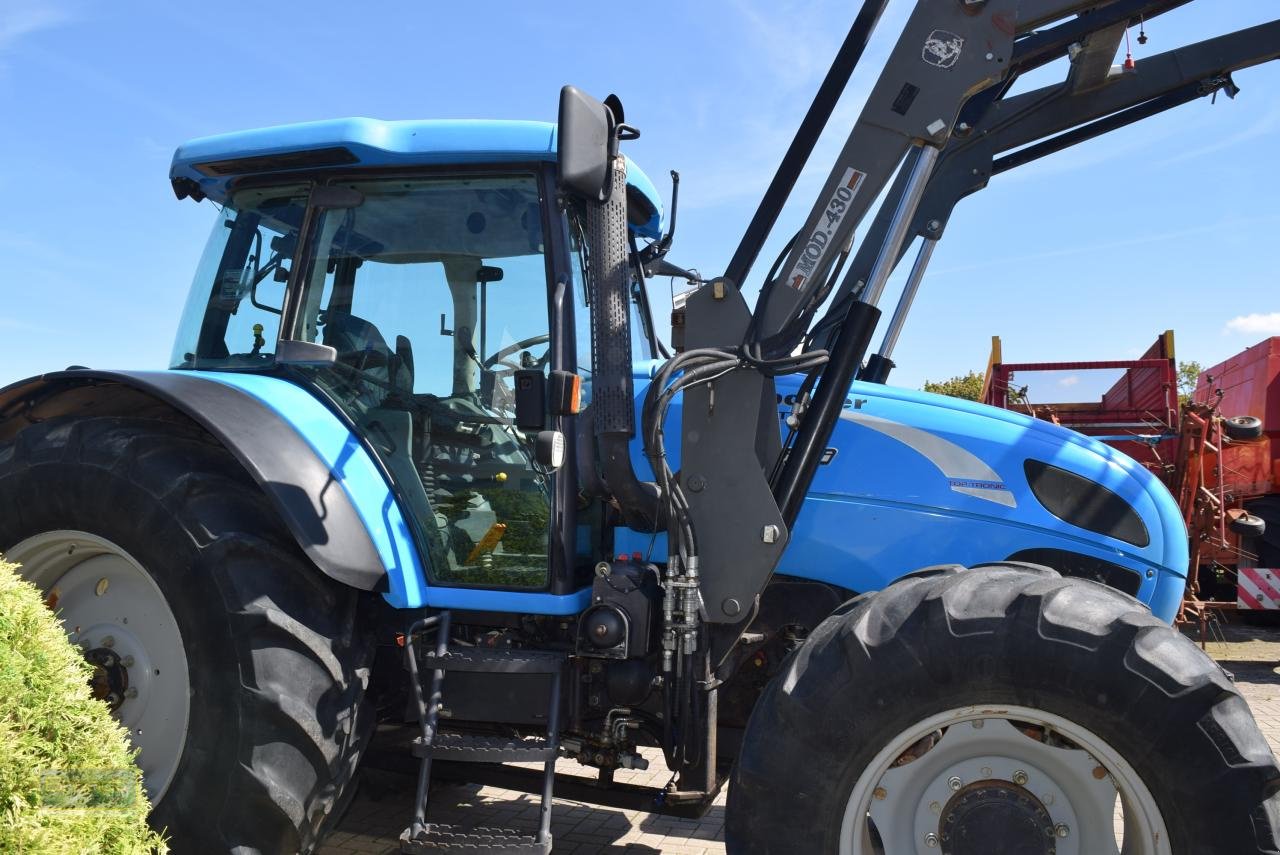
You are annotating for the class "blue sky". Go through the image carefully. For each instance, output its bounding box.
[1,0,1277,393]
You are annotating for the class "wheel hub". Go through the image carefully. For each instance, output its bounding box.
[85,646,130,712]
[940,779,1055,855]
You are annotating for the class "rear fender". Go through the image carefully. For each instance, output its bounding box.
[0,369,428,607]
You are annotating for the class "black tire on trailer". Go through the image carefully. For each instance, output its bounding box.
[1232,512,1269,540]
[726,563,1280,854]
[0,416,373,854]
[1225,415,1266,441]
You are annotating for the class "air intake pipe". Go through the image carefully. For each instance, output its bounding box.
[586,156,664,532]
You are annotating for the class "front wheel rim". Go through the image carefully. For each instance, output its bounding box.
[839,704,1170,855]
[8,530,192,802]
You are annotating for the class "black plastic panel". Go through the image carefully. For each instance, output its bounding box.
[1006,548,1143,597]
[1024,459,1150,547]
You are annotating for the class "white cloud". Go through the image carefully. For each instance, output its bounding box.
[1058,375,1080,387]
[1224,312,1280,336]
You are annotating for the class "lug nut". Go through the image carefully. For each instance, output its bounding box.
[122,656,135,668]
[125,688,138,700]
[1012,770,1028,786]
[1055,823,1070,838]
[948,776,963,791]
[100,636,115,648]
[873,787,887,801]
[95,578,109,597]
[924,832,939,848]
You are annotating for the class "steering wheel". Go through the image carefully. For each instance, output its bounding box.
[481,334,551,372]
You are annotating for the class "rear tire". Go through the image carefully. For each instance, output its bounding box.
[726,563,1280,854]
[0,416,373,854]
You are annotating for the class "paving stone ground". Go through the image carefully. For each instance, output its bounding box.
[321,618,1280,854]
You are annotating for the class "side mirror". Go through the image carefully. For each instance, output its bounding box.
[557,85,618,202]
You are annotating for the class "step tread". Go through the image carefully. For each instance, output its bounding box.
[400,823,550,854]
[413,732,557,763]
[422,647,566,675]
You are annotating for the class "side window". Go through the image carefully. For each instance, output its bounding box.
[570,221,595,407]
[171,187,302,369]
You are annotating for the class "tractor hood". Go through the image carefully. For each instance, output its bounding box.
[620,367,1190,622]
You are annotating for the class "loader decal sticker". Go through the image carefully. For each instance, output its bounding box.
[922,30,964,69]
[787,167,866,290]
[838,411,1016,508]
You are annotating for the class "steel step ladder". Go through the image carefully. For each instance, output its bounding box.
[400,612,564,854]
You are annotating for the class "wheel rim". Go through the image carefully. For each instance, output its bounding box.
[839,705,1169,855]
[8,530,192,802]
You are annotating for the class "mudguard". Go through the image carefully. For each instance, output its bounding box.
[0,369,428,608]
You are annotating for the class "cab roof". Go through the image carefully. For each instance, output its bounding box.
[169,118,664,239]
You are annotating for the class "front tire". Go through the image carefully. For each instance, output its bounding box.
[726,563,1280,854]
[0,416,373,853]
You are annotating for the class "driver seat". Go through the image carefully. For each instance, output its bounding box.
[321,310,414,394]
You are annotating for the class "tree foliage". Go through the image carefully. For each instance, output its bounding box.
[0,561,166,853]
[1177,360,1203,406]
[922,370,985,402]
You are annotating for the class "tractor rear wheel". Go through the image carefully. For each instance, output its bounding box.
[0,416,373,853]
[726,563,1280,854]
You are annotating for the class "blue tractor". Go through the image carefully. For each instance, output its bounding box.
[2,3,1279,853]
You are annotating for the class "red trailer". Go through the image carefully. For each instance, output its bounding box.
[981,330,1180,470]
[1193,337,1280,609]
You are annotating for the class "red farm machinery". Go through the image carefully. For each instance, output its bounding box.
[983,332,1280,637]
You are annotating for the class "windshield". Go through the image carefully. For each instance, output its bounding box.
[289,172,554,589]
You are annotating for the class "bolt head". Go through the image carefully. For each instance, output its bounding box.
[873,786,887,801]
[761,524,780,544]
[1012,770,1029,786]
[1055,823,1070,838]
[985,51,995,60]
[722,598,742,617]
[948,776,963,791]
[122,656,135,668]
[927,219,941,232]
[924,832,939,848]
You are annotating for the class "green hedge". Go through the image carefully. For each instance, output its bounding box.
[0,560,166,853]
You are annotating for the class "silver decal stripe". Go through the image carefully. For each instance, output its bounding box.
[839,410,1017,508]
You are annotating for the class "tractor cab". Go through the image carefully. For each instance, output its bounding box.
[168,119,665,598]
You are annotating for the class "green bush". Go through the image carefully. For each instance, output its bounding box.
[0,559,166,854]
